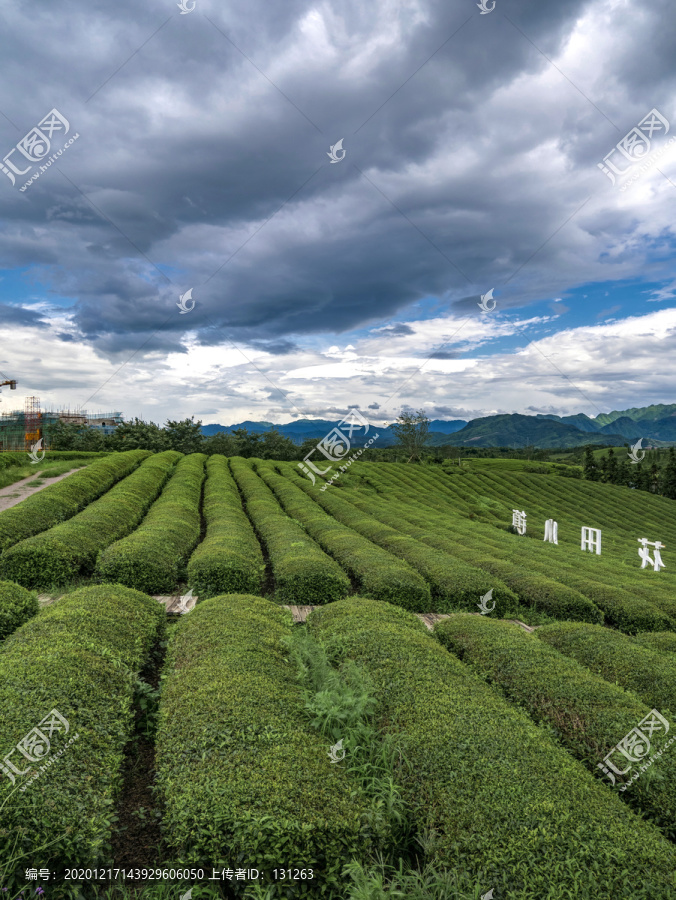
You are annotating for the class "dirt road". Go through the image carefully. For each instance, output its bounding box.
[0,468,80,514]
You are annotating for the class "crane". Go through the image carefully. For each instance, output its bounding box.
[0,379,17,390]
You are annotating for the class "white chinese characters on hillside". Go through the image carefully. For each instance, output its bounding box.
[581,527,602,555]
[638,538,666,572]
[509,516,666,572]
[543,519,558,544]
[512,509,527,535]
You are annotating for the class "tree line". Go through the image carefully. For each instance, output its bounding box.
[583,446,676,499]
[44,409,438,461]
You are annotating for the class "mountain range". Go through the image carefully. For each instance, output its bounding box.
[200,404,676,449]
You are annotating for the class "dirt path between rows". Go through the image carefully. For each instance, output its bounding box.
[0,468,81,513]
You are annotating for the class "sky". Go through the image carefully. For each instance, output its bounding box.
[1,0,675,428]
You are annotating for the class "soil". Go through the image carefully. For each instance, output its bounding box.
[111,644,164,869]
[0,468,80,513]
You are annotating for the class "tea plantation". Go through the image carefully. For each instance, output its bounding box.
[2,450,676,898]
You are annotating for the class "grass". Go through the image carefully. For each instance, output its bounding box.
[0,458,90,491]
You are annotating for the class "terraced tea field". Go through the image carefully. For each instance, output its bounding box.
[2,450,676,898]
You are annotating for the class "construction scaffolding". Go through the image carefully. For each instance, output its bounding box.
[0,401,123,452]
[24,396,41,450]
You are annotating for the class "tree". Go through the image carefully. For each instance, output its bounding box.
[203,431,240,456]
[44,420,86,450]
[106,418,169,452]
[392,409,431,463]
[634,462,651,492]
[617,460,631,487]
[649,461,660,494]
[165,417,204,455]
[258,429,298,460]
[44,420,106,451]
[662,448,676,500]
[583,446,600,481]
[606,448,619,484]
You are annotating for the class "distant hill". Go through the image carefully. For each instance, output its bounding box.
[199,404,674,449]
[200,417,467,447]
[442,414,630,449]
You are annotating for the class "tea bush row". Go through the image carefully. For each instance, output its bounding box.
[377,469,669,631]
[367,463,675,631]
[0,584,165,889]
[434,613,676,839]
[0,450,150,553]
[0,451,181,588]
[0,579,38,640]
[308,597,676,898]
[230,457,350,604]
[286,466,517,615]
[634,632,676,655]
[95,453,207,593]
[539,622,676,716]
[155,594,371,897]
[186,456,265,599]
[257,462,431,610]
[322,465,603,624]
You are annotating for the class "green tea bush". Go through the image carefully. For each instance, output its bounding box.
[0,579,38,640]
[230,457,350,604]
[0,584,165,889]
[186,455,265,598]
[308,597,676,897]
[334,466,664,631]
[0,450,150,553]
[538,621,676,715]
[95,453,206,593]
[287,465,514,614]
[334,464,606,623]
[633,631,676,655]
[434,613,676,839]
[257,463,431,611]
[40,451,110,460]
[0,451,181,588]
[0,452,26,471]
[155,594,372,897]
[554,576,672,634]
[377,469,615,622]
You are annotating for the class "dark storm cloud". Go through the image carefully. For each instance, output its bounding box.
[0,0,674,367]
[428,349,463,359]
[0,304,49,328]
[375,324,416,336]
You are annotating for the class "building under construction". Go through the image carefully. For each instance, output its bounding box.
[0,396,123,451]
